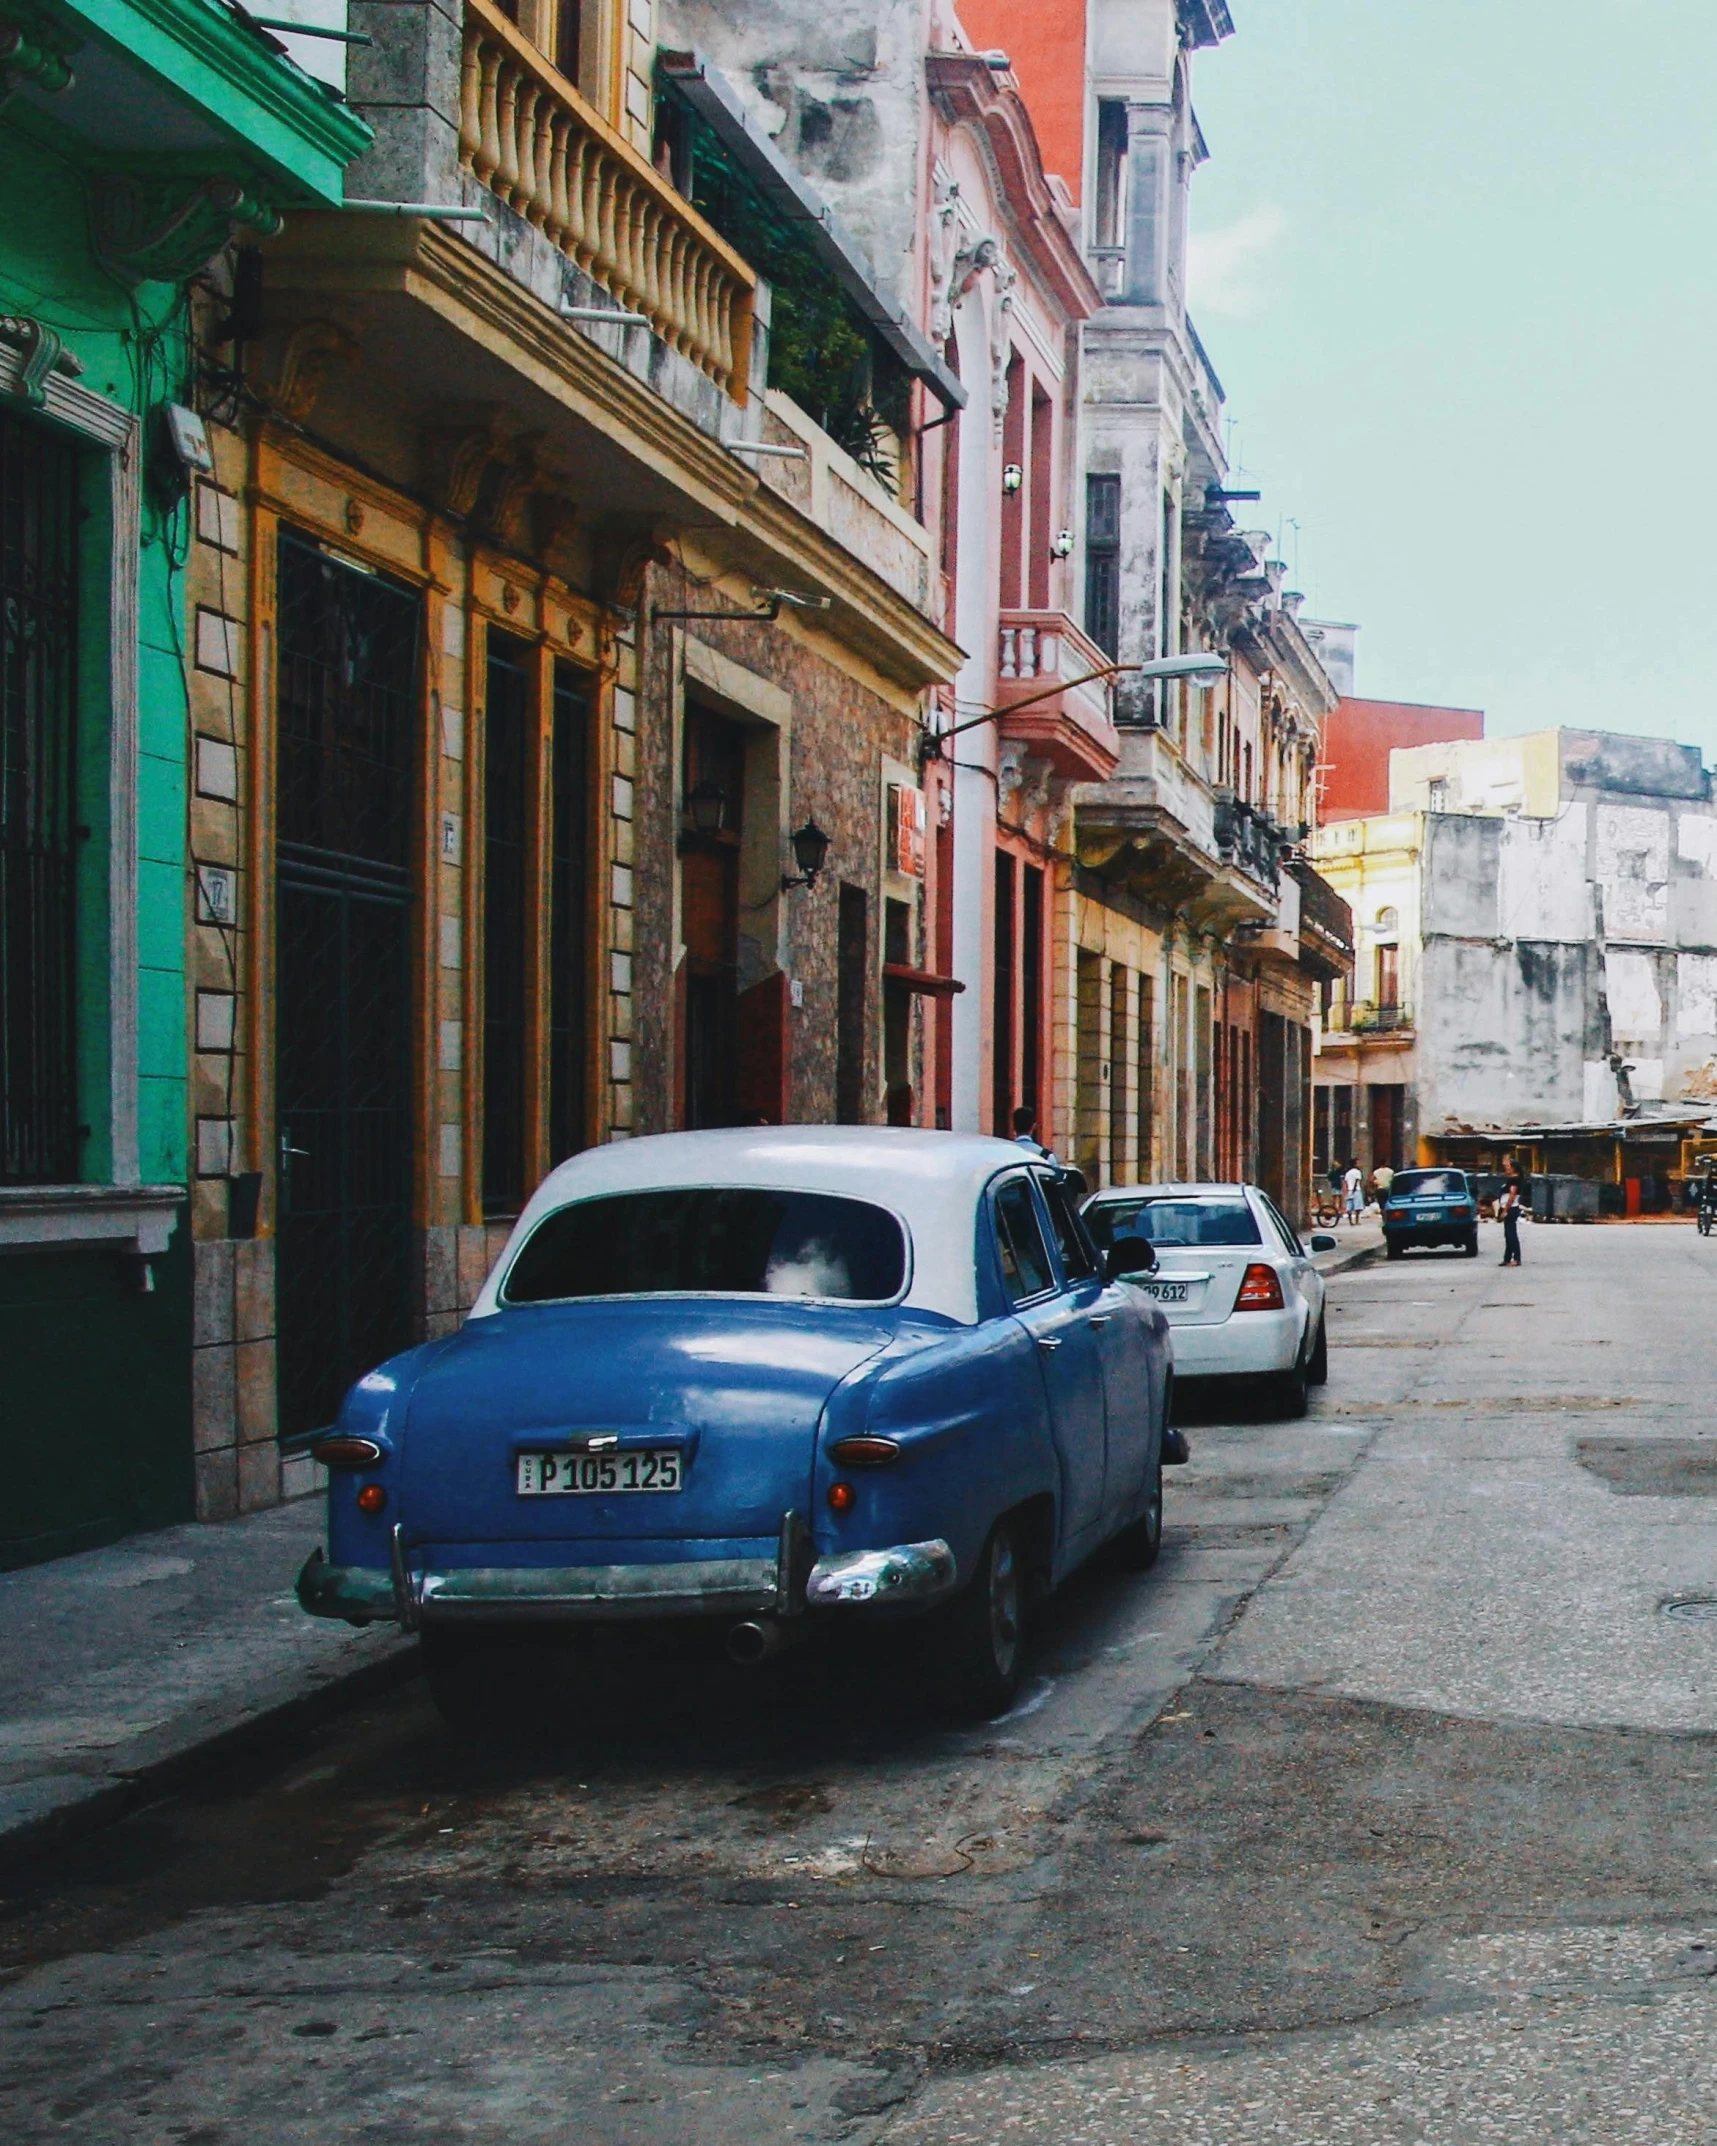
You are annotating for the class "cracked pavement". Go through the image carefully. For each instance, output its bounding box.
[7,1219,1717,2143]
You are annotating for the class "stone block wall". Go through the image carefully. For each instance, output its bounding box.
[191,1239,281,1519]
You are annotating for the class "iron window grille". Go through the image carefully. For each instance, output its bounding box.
[483,632,531,1215]
[0,408,80,1185]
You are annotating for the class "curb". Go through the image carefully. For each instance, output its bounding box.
[0,1642,420,1875]
[1314,1240,1385,1279]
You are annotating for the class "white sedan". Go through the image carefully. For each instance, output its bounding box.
[1081,1182,1335,1417]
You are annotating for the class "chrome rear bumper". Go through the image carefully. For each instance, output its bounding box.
[297,1523,957,1629]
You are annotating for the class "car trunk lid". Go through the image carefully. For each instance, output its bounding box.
[398,1300,896,1547]
[1142,1245,1264,1324]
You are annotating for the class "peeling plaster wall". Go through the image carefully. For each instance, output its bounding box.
[1497,804,1592,940]
[659,0,930,299]
[1417,931,1599,1131]
[1411,739,1717,1130]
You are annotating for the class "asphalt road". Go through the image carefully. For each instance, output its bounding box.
[7,1218,1717,2143]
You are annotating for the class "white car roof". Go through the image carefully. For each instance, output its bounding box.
[1089,1182,1259,1201]
[468,1126,1041,1326]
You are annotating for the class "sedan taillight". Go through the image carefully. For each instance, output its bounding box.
[1235,1263,1285,1311]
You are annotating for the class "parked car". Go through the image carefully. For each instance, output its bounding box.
[1381,1167,1479,1257]
[298,1127,1177,1723]
[1081,1182,1334,1417]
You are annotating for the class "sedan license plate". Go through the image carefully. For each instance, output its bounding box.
[516,1449,682,1495]
[1141,1280,1190,1304]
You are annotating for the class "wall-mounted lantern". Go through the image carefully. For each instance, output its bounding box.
[1001,462,1024,496]
[781,818,831,892]
[1049,528,1075,559]
[684,779,728,837]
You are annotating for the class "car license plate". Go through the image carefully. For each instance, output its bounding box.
[1141,1281,1190,1304]
[516,1450,682,1495]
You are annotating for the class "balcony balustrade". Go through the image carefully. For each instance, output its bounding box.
[1292,859,1355,960]
[1212,791,1282,894]
[1324,1000,1413,1037]
[458,0,754,399]
[994,608,1118,781]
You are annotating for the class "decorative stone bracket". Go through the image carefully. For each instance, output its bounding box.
[0,4,79,95]
[92,173,283,289]
[0,314,85,407]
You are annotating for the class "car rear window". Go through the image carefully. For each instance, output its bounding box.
[1392,1171,1466,1197]
[502,1188,908,1305]
[1086,1198,1263,1249]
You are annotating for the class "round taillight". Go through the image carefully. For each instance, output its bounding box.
[827,1481,856,1514]
[356,1483,388,1516]
[312,1436,385,1470]
[827,1436,902,1469]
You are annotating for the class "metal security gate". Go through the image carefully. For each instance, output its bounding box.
[275,534,419,1441]
[0,409,79,1185]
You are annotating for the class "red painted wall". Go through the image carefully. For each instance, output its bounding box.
[955,0,1088,201]
[1320,698,1486,822]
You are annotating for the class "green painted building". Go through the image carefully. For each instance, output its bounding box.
[0,0,366,1566]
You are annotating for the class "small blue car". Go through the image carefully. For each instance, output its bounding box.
[1382,1167,1480,1258]
[298,1127,1176,1720]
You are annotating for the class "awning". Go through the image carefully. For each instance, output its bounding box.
[884,962,966,1000]
[657,51,966,413]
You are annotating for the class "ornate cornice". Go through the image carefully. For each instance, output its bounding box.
[926,52,1103,325]
[51,0,369,195]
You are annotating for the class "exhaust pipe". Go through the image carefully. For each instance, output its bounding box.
[726,1618,799,1665]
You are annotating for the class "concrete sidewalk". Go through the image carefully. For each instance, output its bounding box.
[0,1497,412,1864]
[1312,1212,1384,1273]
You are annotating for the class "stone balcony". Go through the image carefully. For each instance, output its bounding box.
[741,390,935,617]
[1075,728,1281,932]
[993,610,1119,782]
[456,0,753,400]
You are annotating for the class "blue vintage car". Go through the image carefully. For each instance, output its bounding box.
[297,1127,1177,1720]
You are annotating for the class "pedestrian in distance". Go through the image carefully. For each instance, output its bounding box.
[1372,1160,1395,1209]
[1498,1160,1524,1267]
[1342,1157,1365,1226]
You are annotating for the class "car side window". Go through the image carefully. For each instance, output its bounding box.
[994,1177,1056,1304]
[1039,1176,1098,1283]
[1259,1194,1303,1257]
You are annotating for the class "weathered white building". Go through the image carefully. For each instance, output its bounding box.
[1313,728,1717,1171]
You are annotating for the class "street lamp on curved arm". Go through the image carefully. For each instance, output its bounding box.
[919,650,1229,764]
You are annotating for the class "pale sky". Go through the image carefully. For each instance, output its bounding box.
[1186,0,1717,756]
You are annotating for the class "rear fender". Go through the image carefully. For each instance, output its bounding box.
[812,1316,1054,1587]
[324,1341,449,1570]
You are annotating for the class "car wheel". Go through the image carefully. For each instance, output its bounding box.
[1271,1348,1310,1419]
[1385,1240,1404,1260]
[1461,1230,1479,1257]
[1307,1315,1329,1385]
[1112,1438,1164,1572]
[938,1521,1024,1718]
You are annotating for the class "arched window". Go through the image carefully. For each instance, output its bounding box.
[1374,906,1399,936]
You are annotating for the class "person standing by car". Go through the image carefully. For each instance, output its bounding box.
[1498,1163,1524,1267]
[1011,1106,1059,1167]
[1372,1161,1395,1210]
[1342,1158,1365,1226]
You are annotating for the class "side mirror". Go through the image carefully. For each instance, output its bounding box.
[1310,1232,1338,1252]
[1102,1235,1157,1283]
